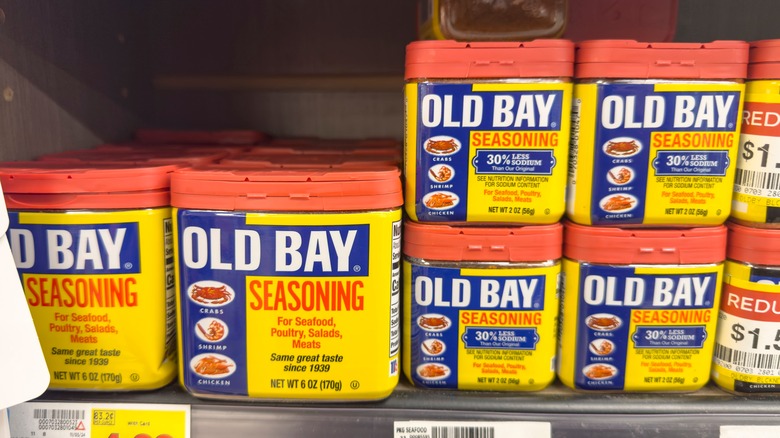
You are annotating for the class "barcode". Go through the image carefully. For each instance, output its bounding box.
[32,409,85,420]
[735,168,780,190]
[431,426,495,438]
[715,343,780,368]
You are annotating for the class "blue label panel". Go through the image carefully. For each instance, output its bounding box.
[177,210,371,395]
[589,84,740,225]
[415,83,564,222]
[462,327,539,349]
[408,264,546,388]
[632,326,707,348]
[178,211,369,277]
[750,267,780,285]
[573,263,717,391]
[652,151,730,176]
[472,150,555,175]
[8,212,141,274]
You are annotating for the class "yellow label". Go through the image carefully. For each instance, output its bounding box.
[711,260,780,393]
[566,82,744,226]
[558,259,722,391]
[732,79,780,225]
[11,208,176,390]
[90,405,189,438]
[403,261,560,391]
[405,81,572,224]
[174,208,401,400]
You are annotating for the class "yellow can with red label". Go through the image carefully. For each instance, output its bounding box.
[558,222,726,392]
[712,222,780,393]
[172,165,402,401]
[403,221,561,391]
[732,40,780,226]
[0,162,178,391]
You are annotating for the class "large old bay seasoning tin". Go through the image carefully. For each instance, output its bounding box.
[1,162,177,391]
[405,40,574,224]
[567,40,748,226]
[172,165,402,400]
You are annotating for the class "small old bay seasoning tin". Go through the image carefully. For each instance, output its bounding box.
[172,165,403,401]
[712,222,780,393]
[558,221,726,392]
[732,40,780,227]
[1,162,178,391]
[567,40,749,226]
[405,40,574,224]
[403,221,562,391]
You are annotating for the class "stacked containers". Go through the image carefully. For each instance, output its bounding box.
[0,162,178,391]
[560,40,749,392]
[713,41,780,393]
[171,165,403,401]
[403,40,574,391]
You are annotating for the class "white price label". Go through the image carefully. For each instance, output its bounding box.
[722,425,780,437]
[8,402,190,438]
[393,421,550,438]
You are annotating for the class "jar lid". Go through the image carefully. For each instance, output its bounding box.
[0,162,174,209]
[405,40,574,80]
[404,221,562,262]
[38,148,227,166]
[564,221,727,264]
[171,165,402,211]
[748,39,780,79]
[727,221,780,265]
[219,153,398,169]
[575,40,749,79]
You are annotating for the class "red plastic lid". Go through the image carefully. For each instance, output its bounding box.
[171,165,402,212]
[219,153,398,169]
[38,149,227,166]
[404,221,562,262]
[575,40,749,79]
[0,162,174,209]
[94,142,250,154]
[749,39,780,79]
[564,221,727,264]
[245,145,401,158]
[405,40,574,80]
[727,222,780,266]
[135,129,270,145]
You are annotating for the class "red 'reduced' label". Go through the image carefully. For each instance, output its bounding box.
[721,282,780,322]
[741,101,780,136]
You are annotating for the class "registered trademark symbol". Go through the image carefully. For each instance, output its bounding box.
[728,123,734,128]
[551,122,557,128]
[353,265,361,273]
[124,262,133,269]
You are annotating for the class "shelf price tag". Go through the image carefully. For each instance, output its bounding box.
[8,402,190,438]
[393,421,550,438]
[722,425,780,437]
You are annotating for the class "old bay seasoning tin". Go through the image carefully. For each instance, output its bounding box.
[558,222,726,392]
[0,162,178,390]
[403,221,561,391]
[732,40,780,226]
[567,40,749,226]
[712,223,780,393]
[171,165,402,400]
[405,40,574,224]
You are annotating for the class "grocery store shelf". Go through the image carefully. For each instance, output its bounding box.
[154,75,403,92]
[32,380,780,437]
